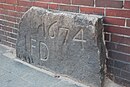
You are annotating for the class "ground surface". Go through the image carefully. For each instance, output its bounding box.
[0,45,82,87]
[0,44,122,87]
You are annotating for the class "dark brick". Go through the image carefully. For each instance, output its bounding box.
[96,0,123,8]
[124,1,130,9]
[111,34,130,45]
[108,51,130,62]
[104,25,130,36]
[104,17,125,26]
[53,0,71,4]
[72,0,94,6]
[48,4,58,10]
[106,42,130,54]
[106,9,130,18]
[80,7,104,15]
[33,1,48,9]
[121,71,130,81]
[104,33,110,41]
[115,76,130,87]
[59,5,79,12]
[127,19,130,27]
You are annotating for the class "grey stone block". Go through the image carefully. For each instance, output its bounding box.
[16,7,106,87]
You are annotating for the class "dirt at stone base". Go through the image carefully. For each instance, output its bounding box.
[104,77,124,87]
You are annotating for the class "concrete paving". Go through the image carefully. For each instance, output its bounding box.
[0,44,123,87]
[0,44,82,87]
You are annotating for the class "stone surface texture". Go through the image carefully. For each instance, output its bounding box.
[16,7,105,87]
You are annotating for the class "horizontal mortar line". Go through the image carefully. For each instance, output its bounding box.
[103,24,130,29]
[107,65,130,80]
[0,8,25,13]
[107,57,130,67]
[107,49,130,57]
[33,1,107,10]
[2,40,16,45]
[1,3,17,7]
[106,41,130,48]
[104,16,126,19]
[104,32,112,34]
[33,1,129,10]
[0,19,19,25]
[6,36,17,40]
[104,15,129,20]
[0,24,19,30]
[0,8,24,16]
[115,75,130,82]
[109,49,130,56]
[107,65,130,74]
[105,31,130,39]
[112,33,130,38]
[0,14,21,20]
[105,41,130,49]
[1,1,130,11]
[104,6,130,10]
[2,30,18,37]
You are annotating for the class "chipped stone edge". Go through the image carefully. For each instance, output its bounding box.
[19,6,103,26]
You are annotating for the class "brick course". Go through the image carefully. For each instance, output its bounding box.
[0,0,130,87]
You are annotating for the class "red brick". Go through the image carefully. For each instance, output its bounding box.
[72,0,94,6]
[3,4,15,10]
[6,0,17,5]
[48,4,58,10]
[15,6,28,12]
[111,34,130,45]
[3,15,17,22]
[0,3,3,8]
[18,0,33,6]
[38,0,53,2]
[106,9,130,18]
[80,7,104,15]
[33,1,48,9]
[7,11,23,17]
[106,42,130,54]
[104,17,125,26]
[2,26,13,32]
[0,9,8,15]
[53,0,71,4]
[124,1,130,9]
[96,0,123,8]
[59,5,79,12]
[127,19,130,27]
[0,0,5,3]
[104,25,130,36]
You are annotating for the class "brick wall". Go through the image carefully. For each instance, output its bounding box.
[0,0,130,86]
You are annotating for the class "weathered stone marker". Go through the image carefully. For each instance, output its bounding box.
[16,7,106,87]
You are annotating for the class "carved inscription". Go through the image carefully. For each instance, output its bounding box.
[73,29,86,49]
[17,7,104,87]
[31,38,36,56]
[49,21,57,39]
[58,28,69,45]
[39,42,49,61]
